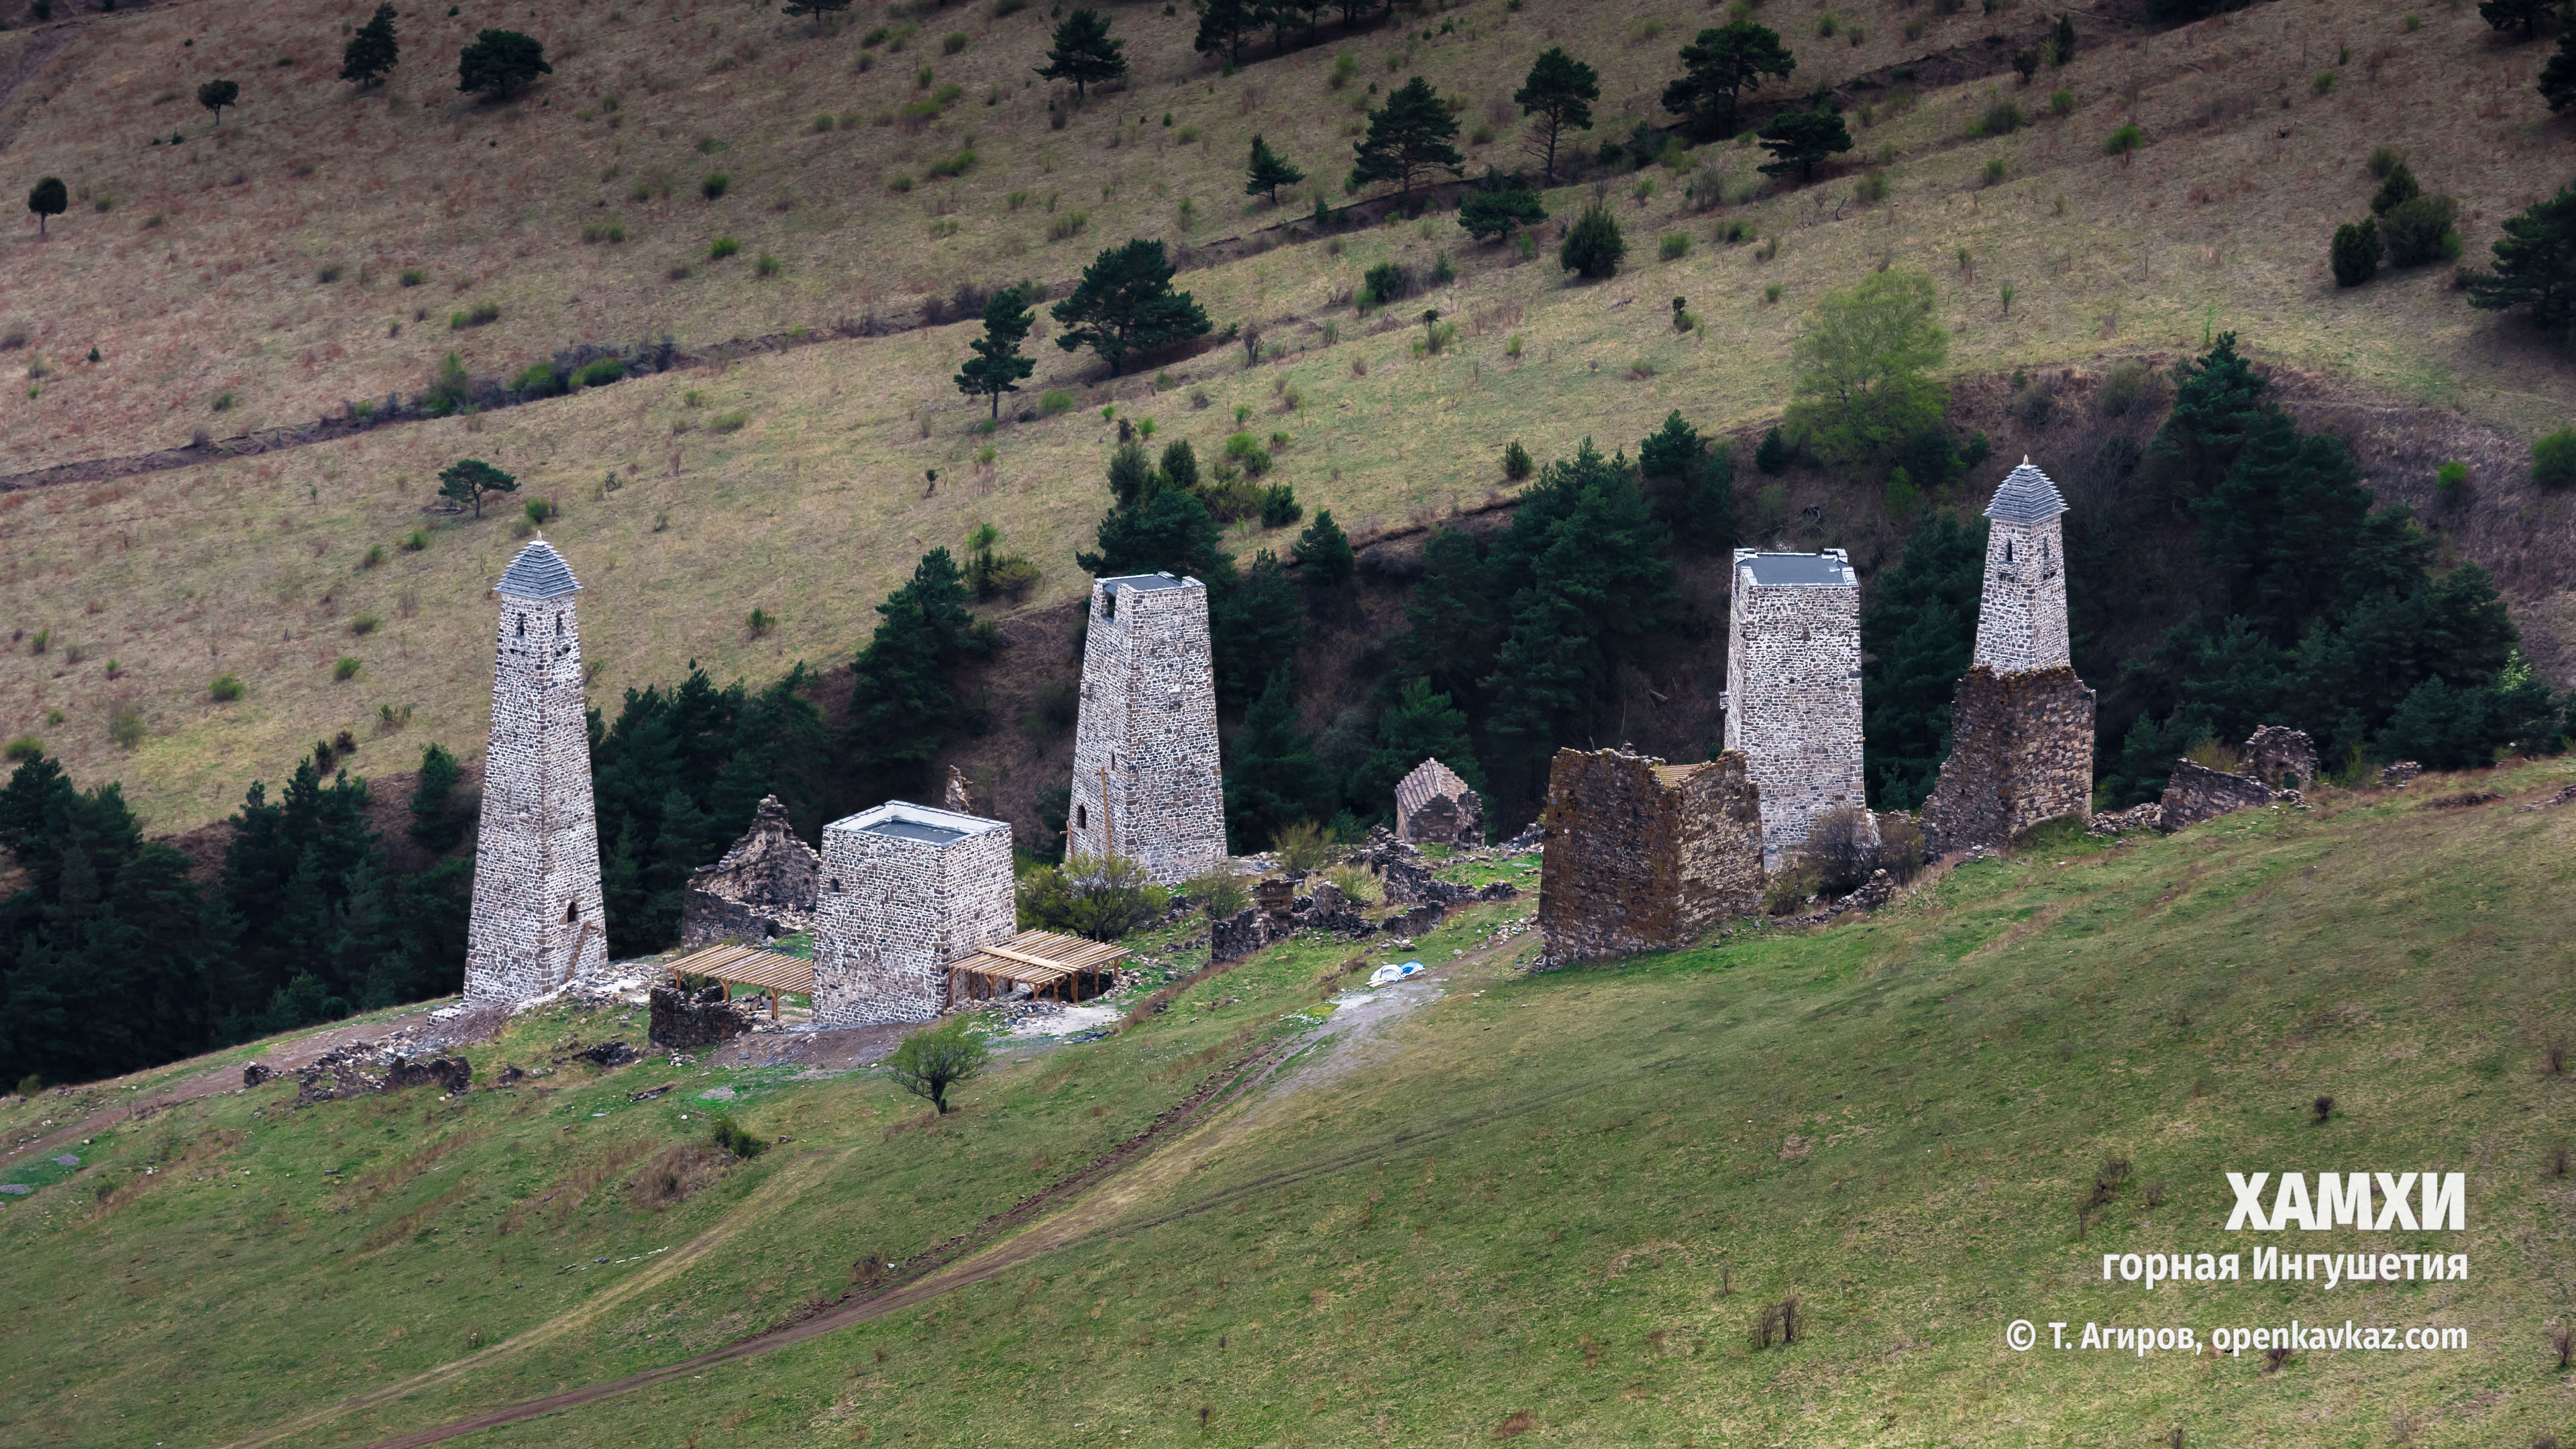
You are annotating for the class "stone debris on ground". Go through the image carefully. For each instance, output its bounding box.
[2518,783,2576,812]
[250,1036,475,1105]
[2381,760,2423,788]
[1208,833,1519,962]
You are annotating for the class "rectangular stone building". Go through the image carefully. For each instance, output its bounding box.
[1393,757,1483,846]
[1068,572,1227,884]
[1923,460,2096,852]
[1722,550,1865,867]
[464,540,610,1003]
[811,802,1014,1026]
[1535,747,1766,965]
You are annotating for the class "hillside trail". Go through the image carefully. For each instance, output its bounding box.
[0,1005,445,1175]
[253,945,1491,1448]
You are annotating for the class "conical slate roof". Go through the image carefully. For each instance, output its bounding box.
[496,539,581,599]
[1983,458,2067,525]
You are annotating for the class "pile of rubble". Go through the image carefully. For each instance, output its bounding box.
[1209,833,1519,961]
[243,1038,474,1104]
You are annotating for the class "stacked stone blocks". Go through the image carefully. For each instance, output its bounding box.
[1536,747,1766,964]
[680,795,821,948]
[1723,550,1866,867]
[1393,757,1483,846]
[464,541,610,1003]
[812,801,1014,1026]
[1923,462,2096,854]
[1068,573,1227,884]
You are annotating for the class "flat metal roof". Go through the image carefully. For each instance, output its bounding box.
[862,819,968,845]
[1737,551,1855,587]
[1099,572,1193,591]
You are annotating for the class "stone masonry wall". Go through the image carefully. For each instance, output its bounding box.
[1921,665,2096,853]
[2159,759,2286,831]
[1536,747,1766,964]
[1068,575,1227,884]
[1394,757,1483,846]
[465,543,609,1004]
[680,795,821,948]
[1723,553,1864,867]
[1972,515,2071,674]
[812,802,1014,1026]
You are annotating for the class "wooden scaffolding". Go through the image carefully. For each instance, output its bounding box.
[947,930,1130,1006]
[665,943,816,1022]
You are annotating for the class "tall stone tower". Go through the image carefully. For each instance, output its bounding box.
[1923,460,2096,851]
[812,801,1014,1025]
[1972,458,2072,673]
[1068,572,1226,883]
[1722,549,1865,867]
[464,540,610,1002]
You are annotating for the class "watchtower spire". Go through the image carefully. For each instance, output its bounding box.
[1972,459,2071,674]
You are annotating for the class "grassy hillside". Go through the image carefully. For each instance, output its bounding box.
[2,761,2571,1446]
[5,0,2576,835]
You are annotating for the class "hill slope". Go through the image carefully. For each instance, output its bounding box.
[3,0,2576,833]
[2,762,2571,1446]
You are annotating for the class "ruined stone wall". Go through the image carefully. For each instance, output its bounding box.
[1068,575,1227,884]
[2159,760,2284,831]
[465,543,609,1004]
[1536,747,1766,964]
[811,803,1014,1026]
[1921,665,2096,853]
[1723,554,1864,867]
[680,795,820,948]
[2243,726,2318,790]
[1972,515,2071,673]
[1394,757,1483,846]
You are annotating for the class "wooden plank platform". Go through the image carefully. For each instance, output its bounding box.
[665,943,816,1020]
[948,930,1130,1004]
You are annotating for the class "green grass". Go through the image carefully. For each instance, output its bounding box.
[4,767,2572,1445]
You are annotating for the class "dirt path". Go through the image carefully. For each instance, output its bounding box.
[300,943,1507,1448]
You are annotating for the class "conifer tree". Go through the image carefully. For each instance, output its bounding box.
[1513,46,1599,184]
[1244,134,1306,204]
[1036,7,1126,99]
[954,284,1036,417]
[1662,21,1794,140]
[1291,508,1354,585]
[2465,184,2576,349]
[1193,0,1255,66]
[341,4,400,87]
[1347,76,1464,199]
[1222,668,1328,851]
[1756,103,1851,182]
[1051,238,1211,375]
[25,176,64,237]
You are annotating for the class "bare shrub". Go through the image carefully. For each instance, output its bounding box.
[1749,1295,1802,1348]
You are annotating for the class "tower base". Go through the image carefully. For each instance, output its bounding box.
[1922,665,2095,854]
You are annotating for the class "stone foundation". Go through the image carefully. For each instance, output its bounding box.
[1921,665,2096,853]
[649,982,754,1048]
[1535,747,1766,965]
[681,794,820,948]
[2159,759,2289,830]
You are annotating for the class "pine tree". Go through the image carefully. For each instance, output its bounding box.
[1079,486,1229,580]
[955,284,1036,417]
[1036,7,1126,99]
[1051,238,1212,376]
[1222,668,1328,851]
[1193,0,1256,66]
[1352,676,1483,817]
[198,78,239,125]
[408,742,464,851]
[1212,549,1302,709]
[2465,183,2576,349]
[2369,162,2419,217]
[2144,332,2269,495]
[781,0,854,37]
[1756,103,1852,182]
[437,458,517,518]
[1244,134,1306,204]
[1513,46,1599,184]
[1662,21,1795,140]
[2542,27,2576,109]
[1859,509,1988,808]
[845,550,987,804]
[1346,76,1464,199]
[1458,182,1546,242]
[25,176,65,238]
[1291,508,1354,585]
[2479,0,2554,40]
[1558,203,1625,277]
[1394,527,1499,713]
[455,30,550,99]
[2330,217,2380,288]
[341,4,400,87]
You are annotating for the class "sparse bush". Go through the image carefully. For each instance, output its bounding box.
[1978,97,2024,136]
[2049,89,2075,116]
[710,235,741,259]
[1270,820,1331,873]
[1258,482,1301,527]
[398,268,425,287]
[755,252,782,278]
[2435,460,2468,493]
[333,655,362,681]
[1362,261,1413,305]
[513,362,562,396]
[109,702,147,749]
[2332,217,2381,287]
[400,528,429,552]
[2381,193,2458,266]
[884,1016,990,1115]
[1659,231,1689,261]
[2366,144,2404,179]
[1183,867,1250,919]
[700,172,730,200]
[2312,1093,2335,1124]
[2532,428,2576,487]
[2102,123,2143,158]
[574,357,625,388]
[451,302,500,329]
[1016,853,1171,940]
[708,1112,770,1158]
[1983,157,2008,186]
[2095,358,2157,418]
[208,672,244,701]
[3,735,42,761]
[709,411,748,433]
[1039,388,1076,417]
[350,612,380,634]
[523,497,556,525]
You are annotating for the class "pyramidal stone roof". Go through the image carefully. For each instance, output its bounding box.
[1984,458,2068,525]
[496,539,581,600]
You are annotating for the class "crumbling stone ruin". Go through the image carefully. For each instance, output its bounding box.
[649,981,753,1048]
[465,540,610,1004]
[1536,747,1766,965]
[1068,573,1228,885]
[811,801,1014,1025]
[244,1044,473,1104]
[1724,551,1865,867]
[943,765,974,815]
[2159,751,2306,831]
[1206,835,1519,961]
[1922,460,2096,853]
[680,795,820,948]
[2381,760,2422,788]
[2243,725,2318,790]
[1394,757,1483,846]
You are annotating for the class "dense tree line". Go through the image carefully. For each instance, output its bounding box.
[0,748,470,1091]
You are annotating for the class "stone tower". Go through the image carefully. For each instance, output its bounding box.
[1067,572,1226,883]
[1922,460,2096,851]
[464,539,610,1002]
[1722,549,1866,867]
[1972,458,2072,673]
[812,801,1014,1025]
